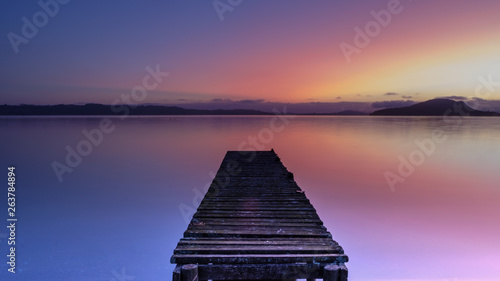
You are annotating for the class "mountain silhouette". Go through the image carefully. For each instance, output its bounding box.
[0,104,270,116]
[0,104,367,115]
[370,99,500,116]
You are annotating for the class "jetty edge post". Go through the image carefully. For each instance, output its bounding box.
[324,263,348,281]
[172,265,181,281]
[181,264,198,281]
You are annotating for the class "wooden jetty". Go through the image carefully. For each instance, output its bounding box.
[171,150,348,281]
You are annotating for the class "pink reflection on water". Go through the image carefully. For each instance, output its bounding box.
[265,117,500,280]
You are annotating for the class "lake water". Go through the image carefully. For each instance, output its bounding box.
[0,115,499,281]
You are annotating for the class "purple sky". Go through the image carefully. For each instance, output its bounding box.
[1,0,500,112]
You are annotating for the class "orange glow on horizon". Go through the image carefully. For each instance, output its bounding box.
[154,1,500,104]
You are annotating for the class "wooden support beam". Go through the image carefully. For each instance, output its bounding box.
[172,265,181,281]
[196,263,322,280]
[338,264,348,281]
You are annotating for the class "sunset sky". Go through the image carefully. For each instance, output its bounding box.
[1,0,500,110]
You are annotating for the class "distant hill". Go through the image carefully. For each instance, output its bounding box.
[370,99,500,116]
[0,104,271,116]
[0,104,368,116]
[300,110,368,116]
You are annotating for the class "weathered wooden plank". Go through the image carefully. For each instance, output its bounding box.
[205,192,304,198]
[203,191,307,198]
[204,193,307,198]
[189,222,322,227]
[192,213,320,219]
[184,229,331,238]
[193,210,319,215]
[207,185,300,191]
[197,207,314,212]
[186,225,327,232]
[191,217,323,225]
[178,237,339,246]
[200,197,311,203]
[207,181,299,188]
[171,253,348,264]
[201,196,309,200]
[197,206,315,212]
[175,247,343,255]
[174,245,343,255]
[194,210,318,216]
[175,243,340,250]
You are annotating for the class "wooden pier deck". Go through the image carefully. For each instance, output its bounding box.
[171,150,348,281]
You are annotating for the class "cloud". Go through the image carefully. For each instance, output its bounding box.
[239,99,265,103]
[336,96,342,100]
[402,95,412,99]
[384,92,399,96]
[372,100,415,109]
[466,98,500,112]
[211,98,232,102]
[437,95,469,101]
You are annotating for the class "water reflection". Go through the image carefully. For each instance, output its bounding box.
[0,116,499,281]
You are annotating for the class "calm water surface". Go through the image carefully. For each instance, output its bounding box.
[0,116,499,281]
